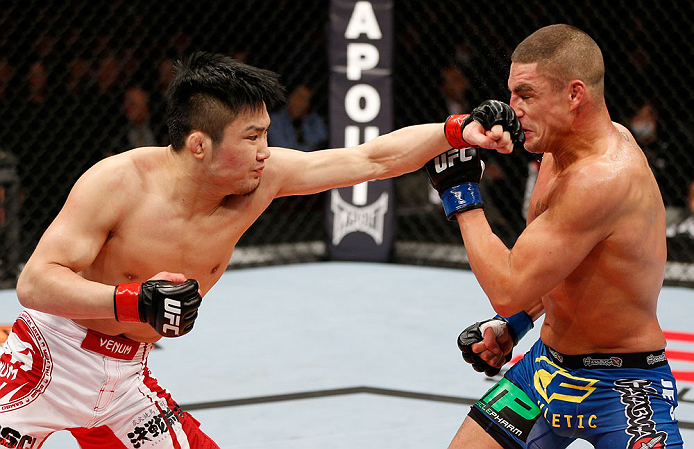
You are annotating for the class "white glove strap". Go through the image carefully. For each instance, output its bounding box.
[479,319,507,338]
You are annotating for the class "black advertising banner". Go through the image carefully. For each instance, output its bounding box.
[327,0,395,262]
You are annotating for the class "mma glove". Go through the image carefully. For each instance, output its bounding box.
[444,99,525,152]
[429,100,525,220]
[457,311,533,377]
[424,147,484,220]
[114,279,202,338]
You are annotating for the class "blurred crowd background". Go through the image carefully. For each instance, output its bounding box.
[0,0,693,285]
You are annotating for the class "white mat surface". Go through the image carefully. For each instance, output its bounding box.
[1,262,691,448]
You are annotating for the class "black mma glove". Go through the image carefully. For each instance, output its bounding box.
[444,100,525,153]
[457,311,533,377]
[424,147,484,220]
[114,279,202,338]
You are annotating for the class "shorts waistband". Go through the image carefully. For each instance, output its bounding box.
[546,346,667,369]
[81,328,152,361]
[23,308,151,361]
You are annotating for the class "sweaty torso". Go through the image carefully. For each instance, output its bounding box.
[73,148,278,342]
[528,124,667,354]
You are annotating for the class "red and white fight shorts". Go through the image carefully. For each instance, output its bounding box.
[0,309,219,448]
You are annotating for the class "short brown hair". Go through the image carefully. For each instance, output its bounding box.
[512,24,604,96]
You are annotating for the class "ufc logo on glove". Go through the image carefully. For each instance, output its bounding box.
[163,298,182,335]
[114,279,202,337]
[432,148,473,173]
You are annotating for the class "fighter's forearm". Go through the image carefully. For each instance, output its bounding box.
[365,123,449,179]
[16,262,115,319]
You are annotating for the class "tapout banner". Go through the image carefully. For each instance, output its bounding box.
[326,0,395,262]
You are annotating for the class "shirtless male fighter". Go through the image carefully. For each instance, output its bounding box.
[0,51,509,448]
[425,24,683,448]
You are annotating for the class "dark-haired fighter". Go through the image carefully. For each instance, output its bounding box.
[0,52,506,448]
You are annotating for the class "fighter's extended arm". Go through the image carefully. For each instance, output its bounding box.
[269,123,446,197]
[268,108,518,199]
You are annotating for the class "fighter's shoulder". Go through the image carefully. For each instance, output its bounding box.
[612,121,637,145]
[554,152,631,218]
[75,148,155,196]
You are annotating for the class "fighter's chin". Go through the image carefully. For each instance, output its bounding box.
[522,134,542,154]
[241,179,261,197]
[226,178,261,197]
[523,143,542,154]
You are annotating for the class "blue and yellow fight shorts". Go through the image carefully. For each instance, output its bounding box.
[469,339,683,448]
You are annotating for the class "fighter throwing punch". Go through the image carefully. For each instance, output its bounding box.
[0,51,473,448]
[426,25,683,448]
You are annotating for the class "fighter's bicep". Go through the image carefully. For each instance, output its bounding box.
[31,171,121,272]
[273,146,374,197]
[510,189,613,297]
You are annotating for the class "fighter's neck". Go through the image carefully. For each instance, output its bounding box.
[161,148,229,217]
[550,110,614,172]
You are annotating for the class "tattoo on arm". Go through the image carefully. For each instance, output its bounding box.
[619,131,630,142]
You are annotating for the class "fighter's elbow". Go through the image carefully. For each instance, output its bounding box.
[492,303,522,318]
[487,281,526,317]
[15,270,38,309]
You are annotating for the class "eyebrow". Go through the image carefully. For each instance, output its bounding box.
[242,123,270,132]
[510,84,535,94]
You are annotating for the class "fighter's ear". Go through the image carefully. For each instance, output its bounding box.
[567,80,586,112]
[186,131,209,160]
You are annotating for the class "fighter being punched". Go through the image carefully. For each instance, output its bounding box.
[427,24,682,449]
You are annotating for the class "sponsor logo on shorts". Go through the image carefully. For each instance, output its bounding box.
[0,425,37,448]
[583,356,623,368]
[646,353,667,365]
[548,348,563,363]
[475,378,541,442]
[81,329,140,360]
[533,356,598,404]
[613,378,668,449]
[0,312,52,412]
[127,399,182,449]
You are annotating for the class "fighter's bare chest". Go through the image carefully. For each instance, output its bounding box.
[95,204,259,288]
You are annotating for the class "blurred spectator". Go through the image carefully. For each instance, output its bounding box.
[93,52,126,155]
[0,56,14,101]
[440,65,471,115]
[66,56,92,100]
[16,59,69,252]
[630,101,658,146]
[628,100,680,207]
[26,60,50,104]
[428,65,473,203]
[268,84,327,152]
[96,53,121,95]
[150,56,175,144]
[120,86,157,152]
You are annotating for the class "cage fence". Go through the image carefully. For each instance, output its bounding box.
[1,0,692,286]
